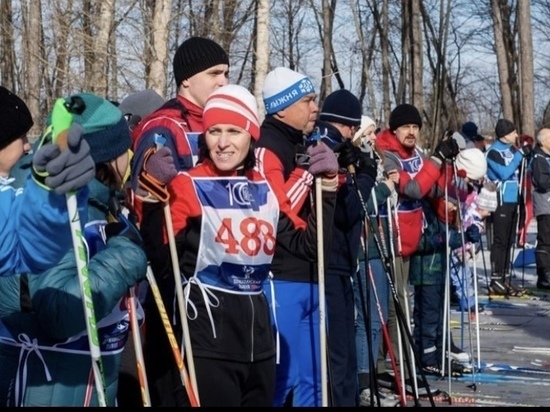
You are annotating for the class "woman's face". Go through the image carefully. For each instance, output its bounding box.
[205,124,251,171]
[362,124,377,146]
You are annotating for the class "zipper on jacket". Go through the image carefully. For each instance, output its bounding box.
[248,295,255,362]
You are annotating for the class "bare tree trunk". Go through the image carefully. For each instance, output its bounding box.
[0,0,15,89]
[410,0,423,112]
[491,0,513,120]
[380,0,390,124]
[26,0,41,140]
[421,0,452,148]
[397,0,409,104]
[89,0,115,96]
[518,0,534,137]
[320,0,333,101]
[82,0,94,87]
[148,0,172,97]
[53,0,72,100]
[254,0,269,121]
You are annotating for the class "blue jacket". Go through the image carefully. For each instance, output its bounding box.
[0,177,147,406]
[0,174,88,277]
[486,139,523,204]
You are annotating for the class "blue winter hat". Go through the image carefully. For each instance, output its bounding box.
[263,67,315,114]
[319,89,362,127]
[48,93,132,164]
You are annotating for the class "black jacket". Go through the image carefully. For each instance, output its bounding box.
[255,116,335,282]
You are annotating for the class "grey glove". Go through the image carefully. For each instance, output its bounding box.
[33,123,96,194]
[144,146,178,185]
[307,143,339,176]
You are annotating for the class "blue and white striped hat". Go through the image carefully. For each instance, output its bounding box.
[262,67,315,115]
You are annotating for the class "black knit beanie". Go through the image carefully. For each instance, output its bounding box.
[0,86,33,150]
[173,37,229,87]
[389,103,422,131]
[319,89,362,127]
[495,118,516,139]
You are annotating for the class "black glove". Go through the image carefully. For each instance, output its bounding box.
[356,152,378,180]
[465,224,481,244]
[520,144,533,159]
[334,139,360,171]
[105,213,143,248]
[433,138,460,162]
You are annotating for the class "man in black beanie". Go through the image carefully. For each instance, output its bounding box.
[313,89,378,406]
[129,36,229,407]
[486,118,531,296]
[374,103,458,397]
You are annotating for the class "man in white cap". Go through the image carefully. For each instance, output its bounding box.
[255,67,336,407]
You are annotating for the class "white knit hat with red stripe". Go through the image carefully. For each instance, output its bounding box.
[203,84,260,140]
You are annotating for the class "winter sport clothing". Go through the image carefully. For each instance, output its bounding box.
[376,128,442,257]
[0,173,147,406]
[0,175,88,277]
[155,158,335,406]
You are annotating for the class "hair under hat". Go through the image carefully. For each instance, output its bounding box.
[495,118,516,139]
[476,184,498,212]
[0,86,34,150]
[319,89,362,127]
[203,85,260,140]
[262,67,315,115]
[389,103,422,131]
[172,37,229,87]
[352,115,376,145]
[455,148,487,181]
[64,93,132,164]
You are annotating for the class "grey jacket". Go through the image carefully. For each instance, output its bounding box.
[531,145,550,217]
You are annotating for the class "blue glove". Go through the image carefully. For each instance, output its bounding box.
[465,224,481,243]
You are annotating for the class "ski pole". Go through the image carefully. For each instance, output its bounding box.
[50,97,108,406]
[315,176,329,407]
[351,173,431,406]
[471,243,482,372]
[107,197,151,407]
[140,137,201,406]
[126,286,151,406]
[507,156,526,291]
[145,266,199,406]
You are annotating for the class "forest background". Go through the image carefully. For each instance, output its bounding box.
[1,0,548,150]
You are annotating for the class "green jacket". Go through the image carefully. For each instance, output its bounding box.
[0,177,147,406]
[409,199,462,286]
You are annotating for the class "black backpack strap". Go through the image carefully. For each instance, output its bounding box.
[20,274,33,313]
